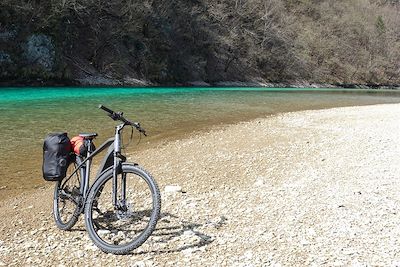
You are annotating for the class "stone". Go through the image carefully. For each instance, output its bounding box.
[243,250,253,260]
[183,230,196,236]
[74,250,85,258]
[165,185,182,193]
[300,239,310,246]
[97,230,111,236]
[30,230,38,235]
[254,179,264,186]
[306,228,316,237]
[333,260,344,266]
[342,248,356,255]
[84,244,98,252]
[133,261,146,267]
[24,241,36,249]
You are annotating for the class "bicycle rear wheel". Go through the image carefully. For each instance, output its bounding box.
[53,161,82,230]
[84,164,161,254]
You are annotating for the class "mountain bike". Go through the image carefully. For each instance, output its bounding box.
[53,105,161,254]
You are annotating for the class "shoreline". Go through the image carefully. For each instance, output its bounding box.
[1,79,400,90]
[1,100,400,204]
[1,103,400,265]
[1,100,399,203]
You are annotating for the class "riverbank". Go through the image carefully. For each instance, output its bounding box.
[2,88,399,202]
[1,103,400,266]
[1,78,400,90]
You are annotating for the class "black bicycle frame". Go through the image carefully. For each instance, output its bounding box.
[63,123,130,211]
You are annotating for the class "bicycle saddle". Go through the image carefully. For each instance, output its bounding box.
[79,133,98,139]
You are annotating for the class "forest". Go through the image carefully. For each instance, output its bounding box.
[0,0,399,86]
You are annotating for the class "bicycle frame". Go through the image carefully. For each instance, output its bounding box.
[63,122,130,212]
[53,105,160,253]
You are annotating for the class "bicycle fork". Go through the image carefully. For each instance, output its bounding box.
[112,125,127,210]
[112,155,128,209]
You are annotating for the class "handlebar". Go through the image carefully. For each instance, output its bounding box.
[99,105,114,114]
[98,105,147,136]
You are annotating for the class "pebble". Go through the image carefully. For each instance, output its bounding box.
[342,248,356,255]
[183,230,196,236]
[74,251,84,258]
[23,241,36,249]
[133,261,146,267]
[254,180,264,186]
[84,244,97,252]
[30,230,38,235]
[164,185,182,193]
[97,230,110,236]
[333,260,344,266]
[1,104,400,266]
[300,238,310,246]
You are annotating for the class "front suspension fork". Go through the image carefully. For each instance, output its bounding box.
[112,153,127,209]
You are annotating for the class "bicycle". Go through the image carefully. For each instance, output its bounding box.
[53,105,161,254]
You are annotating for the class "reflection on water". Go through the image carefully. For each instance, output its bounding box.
[0,87,399,198]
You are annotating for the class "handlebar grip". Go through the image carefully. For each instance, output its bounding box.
[98,105,114,114]
[98,105,140,128]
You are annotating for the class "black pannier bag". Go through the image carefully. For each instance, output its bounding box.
[42,132,72,181]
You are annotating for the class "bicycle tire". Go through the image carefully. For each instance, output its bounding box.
[84,163,161,254]
[53,162,82,230]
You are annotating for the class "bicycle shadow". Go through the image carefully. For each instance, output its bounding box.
[130,212,214,255]
[66,212,215,255]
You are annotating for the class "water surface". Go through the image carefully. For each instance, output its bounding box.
[0,87,399,199]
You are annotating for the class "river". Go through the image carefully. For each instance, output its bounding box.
[0,87,399,200]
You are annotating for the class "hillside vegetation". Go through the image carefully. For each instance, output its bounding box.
[0,0,399,86]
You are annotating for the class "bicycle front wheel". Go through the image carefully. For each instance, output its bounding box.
[53,162,82,230]
[84,164,161,254]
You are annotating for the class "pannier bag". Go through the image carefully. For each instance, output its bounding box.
[42,133,72,181]
[70,136,96,156]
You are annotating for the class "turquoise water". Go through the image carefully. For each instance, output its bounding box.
[1,87,397,102]
[0,87,400,197]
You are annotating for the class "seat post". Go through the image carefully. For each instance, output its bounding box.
[79,133,98,139]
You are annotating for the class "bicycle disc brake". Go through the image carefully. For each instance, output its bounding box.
[116,201,133,220]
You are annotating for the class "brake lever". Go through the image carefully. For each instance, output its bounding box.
[132,122,147,136]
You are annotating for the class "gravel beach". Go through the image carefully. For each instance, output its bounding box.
[1,103,400,266]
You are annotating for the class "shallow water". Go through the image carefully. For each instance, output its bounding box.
[0,87,399,199]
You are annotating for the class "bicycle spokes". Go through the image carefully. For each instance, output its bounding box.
[87,169,156,247]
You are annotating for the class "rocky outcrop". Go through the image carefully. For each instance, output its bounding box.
[24,34,55,72]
